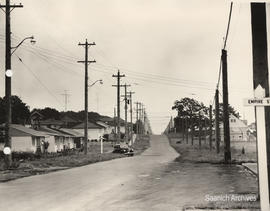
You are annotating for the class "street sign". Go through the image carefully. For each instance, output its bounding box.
[243,98,270,106]
[244,85,270,211]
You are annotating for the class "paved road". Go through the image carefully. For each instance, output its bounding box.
[0,135,258,211]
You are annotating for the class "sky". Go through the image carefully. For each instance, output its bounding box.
[0,0,262,134]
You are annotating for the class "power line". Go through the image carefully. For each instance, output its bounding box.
[15,54,63,105]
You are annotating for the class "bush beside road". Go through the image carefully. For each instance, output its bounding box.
[0,135,150,182]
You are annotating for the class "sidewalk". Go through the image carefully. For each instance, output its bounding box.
[242,163,258,176]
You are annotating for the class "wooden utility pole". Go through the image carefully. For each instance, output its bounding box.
[215,89,220,154]
[135,102,139,134]
[182,118,185,142]
[209,105,213,150]
[61,90,70,112]
[78,39,96,154]
[185,118,188,144]
[114,107,116,139]
[0,0,23,167]
[112,70,125,143]
[251,3,270,207]
[191,117,194,145]
[127,91,135,143]
[204,118,207,145]
[222,49,231,163]
[139,103,143,134]
[121,84,131,143]
[199,114,202,149]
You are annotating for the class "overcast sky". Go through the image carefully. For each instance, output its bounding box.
[0,0,262,134]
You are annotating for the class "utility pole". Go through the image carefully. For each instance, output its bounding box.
[127,91,135,143]
[251,3,270,206]
[114,107,116,140]
[78,39,96,154]
[61,90,70,112]
[199,114,202,149]
[1,0,23,168]
[143,108,146,135]
[139,103,143,135]
[182,118,185,142]
[112,70,125,143]
[185,118,188,144]
[215,89,220,154]
[209,105,213,150]
[191,117,194,145]
[204,118,207,145]
[135,102,139,134]
[121,84,131,143]
[222,49,231,163]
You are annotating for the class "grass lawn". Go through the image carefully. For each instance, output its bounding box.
[0,135,150,182]
[168,133,257,164]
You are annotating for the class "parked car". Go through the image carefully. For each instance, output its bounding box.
[112,144,129,154]
[124,148,134,157]
[112,144,133,156]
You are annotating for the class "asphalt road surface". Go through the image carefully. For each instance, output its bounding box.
[0,135,258,211]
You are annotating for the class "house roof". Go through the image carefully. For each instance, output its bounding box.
[38,126,71,137]
[30,110,44,119]
[72,122,105,129]
[60,115,80,123]
[9,124,46,137]
[58,128,84,137]
[96,121,109,128]
[40,118,64,126]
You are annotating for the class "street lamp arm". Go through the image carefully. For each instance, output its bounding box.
[88,79,103,88]
[11,36,35,55]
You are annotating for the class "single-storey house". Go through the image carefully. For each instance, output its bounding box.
[72,122,106,141]
[0,124,46,153]
[37,126,76,152]
[58,128,84,148]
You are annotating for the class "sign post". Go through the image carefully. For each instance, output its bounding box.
[244,85,270,210]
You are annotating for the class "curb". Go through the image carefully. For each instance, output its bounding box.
[242,164,258,177]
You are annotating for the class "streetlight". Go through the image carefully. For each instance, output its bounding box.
[11,36,35,55]
[88,79,103,88]
[4,35,36,168]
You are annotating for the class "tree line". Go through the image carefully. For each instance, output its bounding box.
[171,97,240,133]
[0,95,106,125]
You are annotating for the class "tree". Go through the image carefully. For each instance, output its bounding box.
[36,107,61,120]
[214,103,240,120]
[0,95,30,124]
[172,97,208,121]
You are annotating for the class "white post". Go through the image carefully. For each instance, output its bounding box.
[255,85,270,211]
[100,136,103,154]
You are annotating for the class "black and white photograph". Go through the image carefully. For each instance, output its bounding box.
[0,0,268,210]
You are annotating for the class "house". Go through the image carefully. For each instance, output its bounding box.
[104,117,125,134]
[29,110,44,129]
[37,126,76,152]
[96,121,113,134]
[39,118,64,129]
[0,124,46,153]
[219,114,249,141]
[72,122,106,141]
[58,128,84,148]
